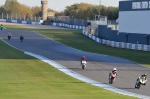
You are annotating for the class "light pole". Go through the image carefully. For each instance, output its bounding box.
[99,0,101,17]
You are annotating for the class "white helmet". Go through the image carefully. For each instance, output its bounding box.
[113,68,117,71]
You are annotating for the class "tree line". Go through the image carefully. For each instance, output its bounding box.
[0,0,118,21]
[58,3,118,20]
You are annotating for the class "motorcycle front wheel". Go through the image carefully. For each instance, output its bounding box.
[109,77,114,84]
[137,83,141,89]
[82,65,85,69]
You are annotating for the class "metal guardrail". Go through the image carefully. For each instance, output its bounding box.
[82,31,150,52]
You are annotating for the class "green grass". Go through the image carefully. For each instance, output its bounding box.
[0,40,137,99]
[4,25,28,30]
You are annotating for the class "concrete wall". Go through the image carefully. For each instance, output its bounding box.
[119,11,150,34]
[119,0,150,34]
[82,30,150,52]
[98,25,150,45]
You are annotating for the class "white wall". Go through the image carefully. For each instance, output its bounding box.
[119,10,150,34]
[12,20,17,23]
[0,19,6,22]
[107,25,119,30]
[22,21,27,24]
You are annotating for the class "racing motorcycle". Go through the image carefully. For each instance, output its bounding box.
[20,36,24,42]
[109,72,117,84]
[81,60,87,69]
[135,77,146,89]
[8,35,11,40]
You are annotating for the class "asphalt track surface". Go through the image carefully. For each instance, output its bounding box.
[0,24,150,97]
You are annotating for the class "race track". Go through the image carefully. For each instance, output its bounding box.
[0,24,150,97]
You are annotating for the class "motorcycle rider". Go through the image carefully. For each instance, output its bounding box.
[20,35,24,42]
[81,56,86,61]
[112,68,117,74]
[109,68,117,84]
[136,73,147,85]
[81,56,87,67]
[1,24,3,30]
[109,68,117,78]
[8,32,12,40]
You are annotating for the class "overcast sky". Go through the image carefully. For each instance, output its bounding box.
[0,0,120,11]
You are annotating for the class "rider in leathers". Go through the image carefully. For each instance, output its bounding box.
[136,73,147,85]
[81,56,87,67]
[109,68,117,80]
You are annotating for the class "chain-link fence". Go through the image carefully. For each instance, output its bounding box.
[55,17,87,26]
[0,13,40,22]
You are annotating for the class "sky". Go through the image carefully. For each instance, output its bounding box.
[0,0,120,11]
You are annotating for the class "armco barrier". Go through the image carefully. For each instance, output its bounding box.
[0,19,6,22]
[6,19,12,23]
[126,43,130,49]
[143,45,148,51]
[0,19,39,25]
[82,31,150,52]
[12,20,17,23]
[27,21,32,24]
[22,21,27,24]
[1,19,87,29]
[49,22,87,30]
[17,20,22,24]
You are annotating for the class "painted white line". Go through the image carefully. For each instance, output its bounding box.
[25,51,150,99]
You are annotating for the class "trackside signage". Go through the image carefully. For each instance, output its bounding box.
[119,0,150,11]
[132,1,150,9]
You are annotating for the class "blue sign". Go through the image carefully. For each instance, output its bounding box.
[119,0,150,11]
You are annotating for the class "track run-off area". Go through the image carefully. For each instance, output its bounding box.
[0,22,150,99]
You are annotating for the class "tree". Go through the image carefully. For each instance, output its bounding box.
[63,3,118,20]
[31,6,41,16]
[4,0,20,14]
[107,7,118,20]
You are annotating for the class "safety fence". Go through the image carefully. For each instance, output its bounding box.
[55,17,87,26]
[0,19,87,30]
[0,19,40,25]
[82,30,150,52]
[50,22,87,30]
